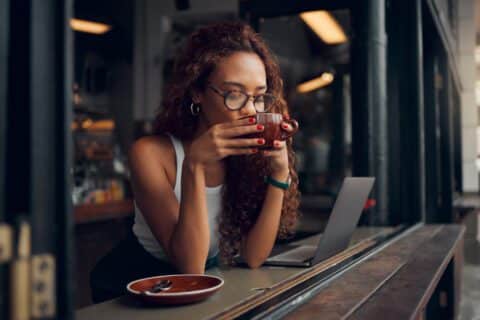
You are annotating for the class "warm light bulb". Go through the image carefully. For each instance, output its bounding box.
[70,18,111,35]
[297,72,335,93]
[300,11,347,44]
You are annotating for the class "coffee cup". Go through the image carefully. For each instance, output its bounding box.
[245,113,299,150]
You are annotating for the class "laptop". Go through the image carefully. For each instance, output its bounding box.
[263,177,375,267]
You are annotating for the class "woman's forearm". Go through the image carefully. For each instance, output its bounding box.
[169,158,211,273]
[241,170,289,268]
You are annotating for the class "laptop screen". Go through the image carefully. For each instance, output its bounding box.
[311,177,375,264]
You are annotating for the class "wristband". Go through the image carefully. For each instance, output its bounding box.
[264,174,291,190]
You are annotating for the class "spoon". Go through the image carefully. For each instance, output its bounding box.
[141,279,172,295]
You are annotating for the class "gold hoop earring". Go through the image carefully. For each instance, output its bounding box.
[190,102,200,116]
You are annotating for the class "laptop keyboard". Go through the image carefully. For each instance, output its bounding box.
[269,245,317,262]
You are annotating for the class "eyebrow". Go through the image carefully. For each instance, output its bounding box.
[222,81,267,91]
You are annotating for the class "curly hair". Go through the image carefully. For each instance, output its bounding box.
[153,21,300,265]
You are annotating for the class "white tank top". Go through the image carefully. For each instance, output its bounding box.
[132,133,223,261]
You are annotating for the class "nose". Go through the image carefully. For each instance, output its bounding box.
[239,97,257,117]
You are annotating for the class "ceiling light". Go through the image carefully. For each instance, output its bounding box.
[297,72,334,93]
[70,18,112,35]
[300,11,347,44]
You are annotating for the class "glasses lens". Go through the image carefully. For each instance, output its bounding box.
[254,94,276,112]
[225,91,248,110]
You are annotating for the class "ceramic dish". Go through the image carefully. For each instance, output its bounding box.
[126,274,224,305]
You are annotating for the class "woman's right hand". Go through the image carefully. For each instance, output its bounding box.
[186,117,265,166]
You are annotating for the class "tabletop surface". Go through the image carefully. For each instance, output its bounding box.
[283,224,465,320]
[76,227,391,320]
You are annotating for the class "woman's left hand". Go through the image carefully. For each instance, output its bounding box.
[261,121,294,176]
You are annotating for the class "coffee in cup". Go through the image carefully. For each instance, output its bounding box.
[245,113,299,150]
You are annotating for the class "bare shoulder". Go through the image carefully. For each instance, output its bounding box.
[129,134,173,161]
[128,134,176,185]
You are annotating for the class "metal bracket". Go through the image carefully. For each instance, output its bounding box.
[0,223,13,263]
[31,254,56,318]
[2,222,57,318]
[10,221,31,320]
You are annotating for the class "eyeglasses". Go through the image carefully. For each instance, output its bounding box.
[208,84,276,113]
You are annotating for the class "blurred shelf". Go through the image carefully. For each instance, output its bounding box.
[72,119,115,131]
[73,105,109,116]
[453,193,480,209]
[74,199,134,224]
[453,193,480,219]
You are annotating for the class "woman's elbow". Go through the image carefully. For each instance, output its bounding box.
[179,266,205,274]
[246,258,265,269]
[168,244,207,274]
[175,259,206,274]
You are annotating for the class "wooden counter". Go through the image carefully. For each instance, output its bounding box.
[74,200,134,307]
[74,200,134,224]
[76,227,390,319]
[282,224,464,320]
[76,224,464,320]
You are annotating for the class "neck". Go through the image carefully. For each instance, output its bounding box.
[193,115,209,140]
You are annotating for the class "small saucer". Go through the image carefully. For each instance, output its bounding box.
[126,274,224,305]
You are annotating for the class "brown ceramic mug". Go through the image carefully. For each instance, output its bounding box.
[245,113,299,150]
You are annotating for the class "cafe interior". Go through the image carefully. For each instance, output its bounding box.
[1,0,480,319]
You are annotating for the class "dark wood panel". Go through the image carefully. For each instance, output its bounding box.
[0,1,9,319]
[75,218,130,308]
[349,225,465,320]
[283,225,442,319]
[6,0,74,317]
[0,0,8,221]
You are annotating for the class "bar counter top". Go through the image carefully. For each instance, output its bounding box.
[76,224,464,319]
[76,227,390,319]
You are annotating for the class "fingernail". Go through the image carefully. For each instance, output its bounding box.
[249,117,256,123]
[257,125,264,130]
[257,139,265,145]
[274,141,280,147]
[251,148,258,153]
[282,124,288,129]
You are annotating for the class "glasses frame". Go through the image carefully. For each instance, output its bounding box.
[207,84,276,113]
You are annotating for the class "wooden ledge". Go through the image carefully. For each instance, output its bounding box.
[74,200,134,224]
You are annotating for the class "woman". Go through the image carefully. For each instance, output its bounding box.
[90,21,300,303]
